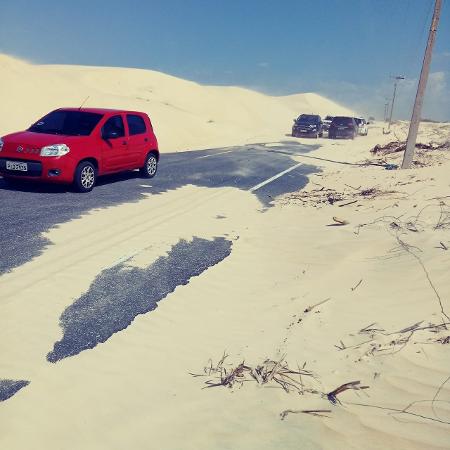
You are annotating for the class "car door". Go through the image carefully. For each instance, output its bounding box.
[100,115,131,172]
[126,114,148,167]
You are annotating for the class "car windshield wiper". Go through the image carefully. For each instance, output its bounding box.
[30,128,63,135]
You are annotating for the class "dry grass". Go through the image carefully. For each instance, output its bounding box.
[191,353,318,394]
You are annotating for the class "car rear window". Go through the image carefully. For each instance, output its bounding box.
[297,115,319,123]
[28,110,103,136]
[333,117,354,126]
[127,114,147,135]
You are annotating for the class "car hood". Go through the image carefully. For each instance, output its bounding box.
[2,131,85,148]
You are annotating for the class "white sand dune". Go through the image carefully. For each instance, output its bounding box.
[0,54,352,151]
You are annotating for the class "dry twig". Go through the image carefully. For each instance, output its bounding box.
[280,409,332,420]
[327,381,369,404]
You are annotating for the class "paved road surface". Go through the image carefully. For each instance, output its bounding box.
[0,141,319,274]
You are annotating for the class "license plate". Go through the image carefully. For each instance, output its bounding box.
[6,161,28,172]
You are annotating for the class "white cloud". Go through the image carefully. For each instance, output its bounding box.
[427,71,446,94]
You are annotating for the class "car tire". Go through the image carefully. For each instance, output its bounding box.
[140,153,158,178]
[329,132,334,139]
[319,132,323,138]
[74,161,97,193]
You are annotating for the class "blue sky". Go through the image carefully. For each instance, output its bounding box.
[0,0,449,120]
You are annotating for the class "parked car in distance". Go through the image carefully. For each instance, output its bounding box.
[328,116,358,139]
[0,108,159,192]
[322,115,334,133]
[292,114,323,138]
[354,117,368,136]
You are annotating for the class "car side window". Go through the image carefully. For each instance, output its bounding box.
[102,115,125,138]
[127,115,147,135]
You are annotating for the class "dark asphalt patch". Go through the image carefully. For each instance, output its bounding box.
[0,142,318,274]
[47,236,232,362]
[0,379,30,401]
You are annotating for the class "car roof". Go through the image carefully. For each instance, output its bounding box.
[298,114,320,119]
[57,107,146,115]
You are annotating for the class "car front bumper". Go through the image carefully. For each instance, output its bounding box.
[0,156,75,183]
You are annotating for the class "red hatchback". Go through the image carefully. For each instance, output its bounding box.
[0,108,159,192]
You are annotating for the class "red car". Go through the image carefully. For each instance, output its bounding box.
[0,108,159,192]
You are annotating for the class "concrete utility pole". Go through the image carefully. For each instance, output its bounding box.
[387,76,405,131]
[402,0,442,169]
[384,100,390,122]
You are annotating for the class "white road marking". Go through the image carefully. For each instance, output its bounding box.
[249,162,303,192]
[197,150,234,159]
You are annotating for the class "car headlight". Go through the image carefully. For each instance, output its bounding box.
[0,138,4,152]
[40,144,70,157]
[309,124,316,128]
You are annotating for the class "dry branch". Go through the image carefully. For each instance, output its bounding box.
[327,381,369,404]
[280,409,332,420]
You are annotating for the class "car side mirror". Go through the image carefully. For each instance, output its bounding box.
[366,121,371,125]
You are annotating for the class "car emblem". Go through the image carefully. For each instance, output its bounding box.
[17,146,23,153]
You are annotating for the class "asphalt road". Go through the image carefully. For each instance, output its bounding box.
[0,140,319,274]
[0,140,320,383]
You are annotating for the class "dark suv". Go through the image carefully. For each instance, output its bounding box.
[0,108,159,192]
[328,116,357,139]
[292,114,323,138]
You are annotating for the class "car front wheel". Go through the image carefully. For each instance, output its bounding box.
[140,153,158,178]
[74,161,97,192]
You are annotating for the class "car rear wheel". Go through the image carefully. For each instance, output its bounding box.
[140,153,158,178]
[74,161,97,192]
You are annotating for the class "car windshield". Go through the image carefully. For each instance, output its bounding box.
[297,115,318,124]
[28,110,103,136]
[354,118,363,125]
[333,117,354,126]
[324,116,333,121]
